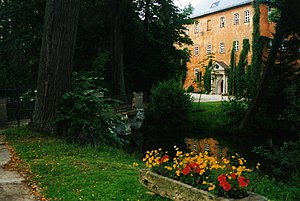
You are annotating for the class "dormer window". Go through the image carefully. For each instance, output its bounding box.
[210,1,220,8]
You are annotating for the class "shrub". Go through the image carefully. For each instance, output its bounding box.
[147,80,192,126]
[216,98,249,127]
[186,85,194,93]
[252,140,300,180]
[54,73,124,146]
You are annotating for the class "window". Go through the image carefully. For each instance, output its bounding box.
[207,44,212,54]
[244,10,250,23]
[220,16,225,28]
[234,40,239,51]
[194,46,199,56]
[207,20,211,31]
[194,68,199,76]
[268,39,273,50]
[220,42,225,53]
[204,144,210,151]
[195,23,199,33]
[210,1,220,8]
[185,27,189,35]
[234,13,239,25]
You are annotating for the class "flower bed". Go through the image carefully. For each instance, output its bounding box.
[139,169,267,201]
[139,148,267,200]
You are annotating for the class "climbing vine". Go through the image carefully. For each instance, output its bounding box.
[248,1,264,98]
[203,59,212,94]
[236,39,250,97]
[228,42,236,95]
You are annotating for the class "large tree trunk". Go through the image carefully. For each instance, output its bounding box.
[30,0,80,133]
[107,0,128,100]
[238,19,284,129]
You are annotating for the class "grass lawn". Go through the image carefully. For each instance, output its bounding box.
[3,127,169,201]
[185,102,221,132]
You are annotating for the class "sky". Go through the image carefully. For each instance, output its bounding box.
[174,0,201,9]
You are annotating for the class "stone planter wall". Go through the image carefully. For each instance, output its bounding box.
[139,169,267,201]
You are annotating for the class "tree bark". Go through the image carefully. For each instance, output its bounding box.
[30,0,80,133]
[107,0,128,100]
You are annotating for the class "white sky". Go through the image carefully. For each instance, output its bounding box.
[174,0,200,9]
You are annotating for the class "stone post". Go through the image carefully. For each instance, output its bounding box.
[0,98,8,126]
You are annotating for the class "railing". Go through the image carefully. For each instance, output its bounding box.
[0,86,35,127]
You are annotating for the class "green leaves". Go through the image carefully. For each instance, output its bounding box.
[54,73,123,146]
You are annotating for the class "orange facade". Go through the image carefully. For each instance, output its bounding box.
[183,3,275,93]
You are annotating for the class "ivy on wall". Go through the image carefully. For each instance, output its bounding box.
[228,42,236,95]
[248,1,264,98]
[236,39,250,97]
[203,59,212,94]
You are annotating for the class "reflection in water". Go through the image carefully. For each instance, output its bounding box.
[185,138,229,158]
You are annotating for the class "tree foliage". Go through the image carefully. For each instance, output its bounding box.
[0,0,45,86]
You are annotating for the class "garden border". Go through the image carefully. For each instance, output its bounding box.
[139,169,267,201]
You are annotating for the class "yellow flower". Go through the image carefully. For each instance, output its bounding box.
[223,158,230,165]
[176,170,181,176]
[202,181,207,185]
[232,155,235,158]
[256,163,260,170]
[232,166,236,170]
[132,162,139,167]
[208,183,215,191]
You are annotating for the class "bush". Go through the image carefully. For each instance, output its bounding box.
[252,139,300,180]
[54,73,124,146]
[216,98,249,127]
[147,80,192,126]
[186,85,194,93]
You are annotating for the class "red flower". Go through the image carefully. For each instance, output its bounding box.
[218,174,227,182]
[182,166,191,175]
[222,182,231,191]
[238,176,250,187]
[218,174,231,191]
[158,155,169,164]
[231,173,237,179]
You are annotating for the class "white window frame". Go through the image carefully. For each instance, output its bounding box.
[234,13,239,25]
[234,40,239,51]
[207,44,212,54]
[220,42,225,53]
[194,68,199,76]
[220,16,225,28]
[195,22,199,33]
[207,20,211,31]
[194,46,199,56]
[244,10,250,23]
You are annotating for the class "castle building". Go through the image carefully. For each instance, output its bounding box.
[183,0,274,94]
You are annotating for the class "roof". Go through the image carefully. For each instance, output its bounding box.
[212,61,229,71]
[192,0,253,18]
